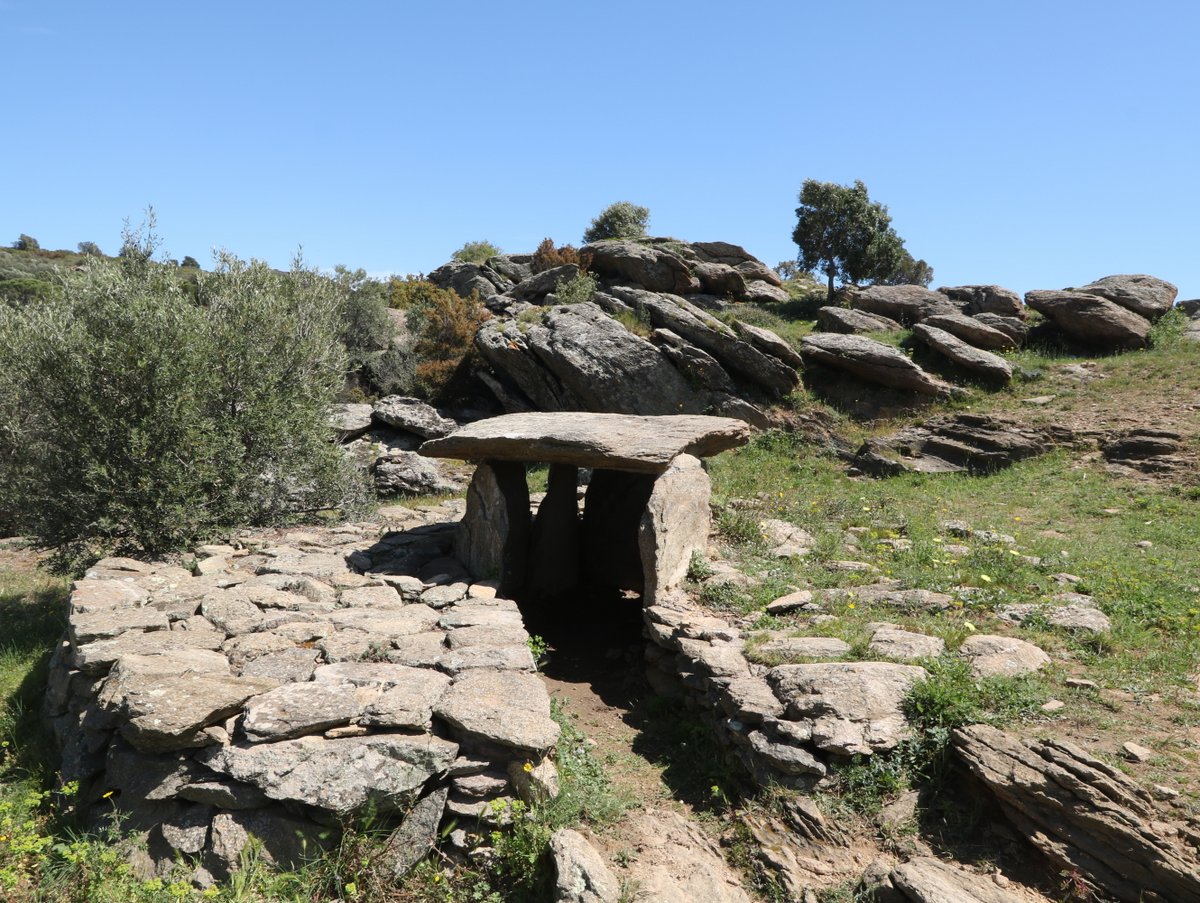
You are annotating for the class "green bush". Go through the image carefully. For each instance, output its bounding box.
[389,278,490,401]
[554,272,596,305]
[0,248,370,565]
[582,201,650,244]
[0,278,58,307]
[451,240,502,264]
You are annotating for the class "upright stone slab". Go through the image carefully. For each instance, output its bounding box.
[526,464,581,602]
[455,461,531,596]
[640,454,711,606]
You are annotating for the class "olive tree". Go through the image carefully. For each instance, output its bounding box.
[583,201,650,243]
[792,180,931,301]
[0,242,370,565]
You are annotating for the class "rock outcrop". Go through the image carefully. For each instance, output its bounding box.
[912,323,1013,383]
[799,333,958,397]
[1025,289,1152,349]
[955,724,1200,903]
[847,285,958,325]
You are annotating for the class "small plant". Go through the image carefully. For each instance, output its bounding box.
[530,238,584,274]
[526,634,551,666]
[686,550,714,581]
[451,240,502,264]
[554,272,596,306]
[716,509,763,546]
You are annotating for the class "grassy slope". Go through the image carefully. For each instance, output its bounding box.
[1,299,1198,900]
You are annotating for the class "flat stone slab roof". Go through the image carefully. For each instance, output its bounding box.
[419,412,751,473]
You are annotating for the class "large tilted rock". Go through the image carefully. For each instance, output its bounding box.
[936,284,1025,319]
[799,333,957,397]
[912,323,1013,383]
[583,239,700,294]
[454,460,531,589]
[690,240,783,287]
[651,329,737,393]
[511,264,580,301]
[731,320,804,368]
[479,303,711,415]
[373,451,450,496]
[422,412,750,473]
[765,662,927,756]
[616,809,753,903]
[329,404,374,441]
[371,396,457,439]
[815,306,904,335]
[607,287,800,395]
[847,284,958,325]
[1073,274,1177,322]
[1179,298,1200,341]
[955,724,1200,903]
[1025,290,1151,349]
[922,312,1017,350]
[242,681,365,741]
[433,670,560,754]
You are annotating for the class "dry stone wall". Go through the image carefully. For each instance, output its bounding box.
[46,504,560,884]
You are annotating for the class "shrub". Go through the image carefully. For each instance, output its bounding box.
[76,241,103,257]
[11,234,39,251]
[391,279,490,400]
[530,238,581,274]
[451,240,502,264]
[0,246,370,565]
[554,272,596,306]
[582,201,650,244]
[334,267,393,370]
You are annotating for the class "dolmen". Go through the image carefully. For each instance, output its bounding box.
[421,412,751,606]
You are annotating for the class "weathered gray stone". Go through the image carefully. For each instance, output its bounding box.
[70,578,150,613]
[719,677,785,723]
[639,454,711,605]
[756,636,851,660]
[201,593,267,636]
[848,284,958,324]
[437,644,536,675]
[97,660,279,753]
[1073,274,1177,322]
[381,787,449,879]
[421,582,468,608]
[1025,290,1151,349]
[371,396,457,438]
[178,779,269,810]
[936,285,1025,319]
[434,670,560,753]
[329,404,374,441]
[747,730,826,776]
[327,605,441,639]
[892,856,1033,903]
[386,631,449,667]
[868,629,946,661]
[73,630,225,675]
[913,323,1013,383]
[361,669,453,729]
[106,740,201,801]
[550,828,622,903]
[1048,603,1111,634]
[424,412,750,474]
[374,452,450,496]
[454,460,531,593]
[922,312,1018,350]
[800,333,958,397]
[730,320,805,368]
[242,681,364,741]
[428,260,506,298]
[958,635,1049,678]
[583,240,699,294]
[69,606,169,646]
[200,733,458,813]
[955,724,1200,903]
[815,306,904,335]
[527,463,582,601]
[651,329,737,394]
[766,662,927,756]
[207,809,331,875]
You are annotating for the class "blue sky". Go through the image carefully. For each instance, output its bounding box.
[4,1,1198,300]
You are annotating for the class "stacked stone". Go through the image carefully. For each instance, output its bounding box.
[642,596,927,788]
[45,507,560,885]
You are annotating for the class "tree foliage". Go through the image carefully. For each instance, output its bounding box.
[77,241,103,257]
[12,234,39,251]
[451,240,502,264]
[530,238,583,274]
[0,239,369,564]
[792,180,931,300]
[582,201,650,244]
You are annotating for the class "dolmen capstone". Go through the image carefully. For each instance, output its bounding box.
[420,412,751,606]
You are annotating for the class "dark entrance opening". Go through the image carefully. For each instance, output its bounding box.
[512,463,655,684]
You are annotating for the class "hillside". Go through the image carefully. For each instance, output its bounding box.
[1,237,1199,903]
